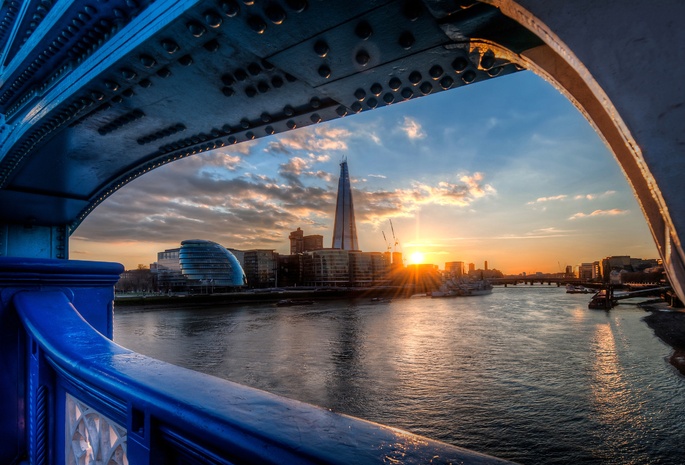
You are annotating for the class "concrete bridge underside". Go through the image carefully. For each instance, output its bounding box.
[1,0,684,300]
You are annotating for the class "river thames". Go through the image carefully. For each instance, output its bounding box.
[113,286,685,464]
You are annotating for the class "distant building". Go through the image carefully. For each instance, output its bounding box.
[445,261,465,278]
[289,227,324,254]
[332,159,359,250]
[468,263,475,273]
[242,249,278,288]
[349,251,388,286]
[179,240,247,290]
[156,247,186,291]
[578,263,594,281]
[303,249,350,286]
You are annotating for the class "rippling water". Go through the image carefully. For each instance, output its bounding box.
[113,286,685,464]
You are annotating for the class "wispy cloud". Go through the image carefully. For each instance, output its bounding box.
[400,116,426,140]
[569,209,628,220]
[494,227,573,240]
[573,190,616,201]
[368,174,387,179]
[527,194,567,205]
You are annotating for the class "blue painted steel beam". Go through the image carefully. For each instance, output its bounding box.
[0,0,529,230]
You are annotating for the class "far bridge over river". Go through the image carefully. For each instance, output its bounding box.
[1,1,684,464]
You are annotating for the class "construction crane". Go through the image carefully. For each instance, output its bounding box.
[382,231,392,252]
[389,219,400,251]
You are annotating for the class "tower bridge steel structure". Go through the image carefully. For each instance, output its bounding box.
[1,1,684,463]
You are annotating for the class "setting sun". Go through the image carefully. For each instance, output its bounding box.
[409,251,425,264]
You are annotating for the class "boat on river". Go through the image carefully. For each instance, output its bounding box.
[431,279,493,298]
[566,284,592,294]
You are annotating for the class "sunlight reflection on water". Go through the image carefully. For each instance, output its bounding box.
[114,287,685,464]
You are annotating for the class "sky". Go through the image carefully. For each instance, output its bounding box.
[70,71,658,275]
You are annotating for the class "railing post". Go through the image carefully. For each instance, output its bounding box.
[0,257,123,465]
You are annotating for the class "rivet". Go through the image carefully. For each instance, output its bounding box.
[354,88,366,101]
[203,39,220,52]
[284,105,295,116]
[285,0,307,13]
[439,76,454,89]
[351,102,362,113]
[246,131,255,139]
[314,40,329,57]
[222,73,236,85]
[160,39,180,55]
[245,86,257,97]
[261,59,275,71]
[366,97,377,109]
[243,1,255,6]
[157,67,172,78]
[220,0,240,17]
[222,86,235,97]
[462,70,476,83]
[310,113,321,123]
[248,62,262,75]
[285,73,297,82]
[104,80,119,91]
[240,118,250,128]
[356,50,370,66]
[121,68,137,80]
[234,69,248,81]
[480,53,495,70]
[355,20,372,40]
[122,88,134,98]
[261,112,272,122]
[265,4,286,24]
[383,92,394,104]
[91,91,105,100]
[336,106,347,116]
[286,120,296,129]
[257,81,269,93]
[222,124,232,132]
[187,20,206,37]
[419,81,432,95]
[370,82,382,95]
[429,64,443,79]
[452,56,468,72]
[408,71,422,85]
[247,15,267,33]
[310,97,321,108]
[388,77,402,91]
[402,0,422,21]
[205,10,223,27]
[318,64,331,78]
[487,66,502,77]
[228,136,237,144]
[265,125,275,134]
[399,31,414,49]
[401,87,413,99]
[271,75,284,88]
[179,55,193,66]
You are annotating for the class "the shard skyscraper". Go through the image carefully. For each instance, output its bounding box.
[332,158,359,250]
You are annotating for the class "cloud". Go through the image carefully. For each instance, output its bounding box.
[527,194,567,205]
[573,190,616,201]
[569,209,629,220]
[400,116,426,140]
[264,126,350,155]
[494,227,573,239]
[368,174,386,179]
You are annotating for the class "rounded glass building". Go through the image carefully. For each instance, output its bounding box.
[179,240,247,288]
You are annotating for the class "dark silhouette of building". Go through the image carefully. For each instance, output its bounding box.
[289,227,323,254]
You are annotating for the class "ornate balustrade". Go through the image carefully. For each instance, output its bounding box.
[2,257,508,464]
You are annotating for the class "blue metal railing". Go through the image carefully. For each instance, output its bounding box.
[14,289,509,464]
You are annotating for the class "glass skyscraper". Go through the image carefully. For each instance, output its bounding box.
[332,158,359,250]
